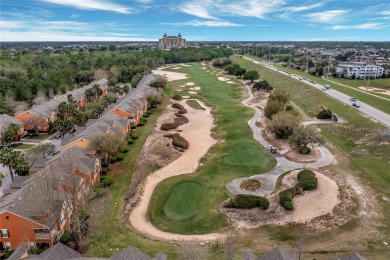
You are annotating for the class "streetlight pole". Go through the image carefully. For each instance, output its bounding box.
[327,55,331,79]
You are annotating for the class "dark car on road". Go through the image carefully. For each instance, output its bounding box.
[352,102,360,108]
[350,97,357,101]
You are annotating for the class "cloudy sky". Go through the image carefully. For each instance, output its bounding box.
[1,0,389,41]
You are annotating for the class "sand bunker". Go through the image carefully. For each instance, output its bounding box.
[358,86,390,96]
[177,89,183,92]
[186,82,195,86]
[129,100,219,242]
[171,67,182,70]
[189,91,198,94]
[227,81,235,84]
[181,96,190,99]
[152,70,188,81]
[181,64,191,67]
[218,77,229,81]
[280,170,340,223]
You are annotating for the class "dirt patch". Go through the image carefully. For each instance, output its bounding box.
[358,86,390,96]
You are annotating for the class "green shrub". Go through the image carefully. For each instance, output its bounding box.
[121,147,129,153]
[110,157,117,164]
[172,94,182,100]
[174,115,189,126]
[101,162,108,167]
[299,146,311,154]
[95,187,105,197]
[316,109,332,119]
[101,169,107,175]
[101,176,113,186]
[297,170,318,190]
[131,132,139,140]
[279,187,299,210]
[225,194,269,210]
[60,231,71,245]
[116,153,125,161]
[130,125,137,129]
[127,138,134,145]
[178,108,187,114]
[5,250,14,258]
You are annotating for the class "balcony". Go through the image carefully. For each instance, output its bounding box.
[35,233,50,239]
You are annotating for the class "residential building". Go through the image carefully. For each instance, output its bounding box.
[15,79,107,133]
[0,114,24,144]
[336,62,384,79]
[158,33,186,50]
[8,244,167,260]
[0,147,100,251]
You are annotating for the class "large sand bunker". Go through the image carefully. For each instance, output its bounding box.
[152,70,188,81]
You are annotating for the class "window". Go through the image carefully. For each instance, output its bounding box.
[4,242,11,250]
[1,229,9,238]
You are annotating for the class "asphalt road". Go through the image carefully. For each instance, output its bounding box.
[243,56,390,128]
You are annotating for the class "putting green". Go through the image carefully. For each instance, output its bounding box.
[163,182,202,221]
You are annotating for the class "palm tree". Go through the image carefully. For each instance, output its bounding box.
[0,148,25,181]
[92,84,102,100]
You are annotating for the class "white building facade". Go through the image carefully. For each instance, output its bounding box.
[336,62,384,79]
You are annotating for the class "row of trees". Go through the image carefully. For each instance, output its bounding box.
[0,47,232,115]
[212,58,260,82]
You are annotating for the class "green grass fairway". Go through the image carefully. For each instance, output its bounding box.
[163,182,202,221]
[148,63,275,234]
[222,142,268,166]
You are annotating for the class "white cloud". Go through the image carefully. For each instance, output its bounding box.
[163,20,242,27]
[328,23,385,30]
[305,10,348,23]
[0,20,24,29]
[0,30,155,42]
[220,0,285,19]
[286,2,324,13]
[179,1,217,20]
[380,11,390,15]
[40,0,132,14]
[136,0,153,3]
[178,0,285,19]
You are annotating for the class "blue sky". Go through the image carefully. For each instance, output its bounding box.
[0,0,389,41]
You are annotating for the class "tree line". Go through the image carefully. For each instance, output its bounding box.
[0,47,233,115]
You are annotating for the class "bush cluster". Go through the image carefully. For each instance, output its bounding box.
[101,176,113,186]
[172,95,183,100]
[225,194,269,210]
[116,153,125,161]
[60,232,71,244]
[130,132,139,140]
[101,162,108,167]
[95,187,105,197]
[316,109,332,119]
[164,133,189,149]
[110,157,117,164]
[279,170,318,210]
[297,170,318,191]
[160,114,189,131]
[121,147,129,153]
[126,137,135,145]
[161,122,178,131]
[101,169,107,175]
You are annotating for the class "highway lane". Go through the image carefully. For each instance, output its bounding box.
[243,56,390,128]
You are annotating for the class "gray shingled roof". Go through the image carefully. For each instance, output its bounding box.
[257,248,297,260]
[0,114,23,128]
[10,176,32,189]
[8,245,28,260]
[243,252,257,260]
[343,252,366,260]
[39,243,81,260]
[110,246,153,260]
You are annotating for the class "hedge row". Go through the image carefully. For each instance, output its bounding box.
[316,109,332,119]
[279,170,317,210]
[225,194,269,210]
[160,114,189,131]
[172,103,187,114]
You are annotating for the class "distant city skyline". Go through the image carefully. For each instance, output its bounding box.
[0,0,389,42]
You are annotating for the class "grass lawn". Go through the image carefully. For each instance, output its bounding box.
[246,56,390,115]
[12,143,35,149]
[163,181,203,221]
[185,99,205,110]
[326,76,390,90]
[147,63,275,234]
[233,56,390,257]
[84,101,178,258]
